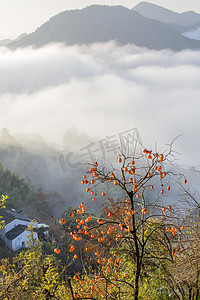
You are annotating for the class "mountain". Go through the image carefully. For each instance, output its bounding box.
[0,33,28,46]
[0,39,13,46]
[0,128,20,146]
[9,5,200,51]
[133,2,200,31]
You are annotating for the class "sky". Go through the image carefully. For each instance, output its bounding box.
[1,0,200,39]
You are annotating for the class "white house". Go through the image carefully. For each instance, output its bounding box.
[0,209,38,251]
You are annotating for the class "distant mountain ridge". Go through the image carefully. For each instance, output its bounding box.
[9,5,200,51]
[0,33,27,46]
[133,2,200,33]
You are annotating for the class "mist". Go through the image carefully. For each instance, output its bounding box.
[0,42,200,166]
[0,42,200,217]
[183,27,200,40]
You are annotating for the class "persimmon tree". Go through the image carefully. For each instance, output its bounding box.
[57,142,188,299]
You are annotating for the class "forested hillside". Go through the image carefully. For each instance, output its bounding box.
[0,162,53,221]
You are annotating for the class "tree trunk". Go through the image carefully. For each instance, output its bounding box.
[189,287,192,300]
[134,265,141,300]
[129,191,142,300]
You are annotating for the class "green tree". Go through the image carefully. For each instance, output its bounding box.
[0,223,69,299]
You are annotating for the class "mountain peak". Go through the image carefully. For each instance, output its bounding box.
[133,2,175,14]
[8,5,200,51]
[133,2,200,27]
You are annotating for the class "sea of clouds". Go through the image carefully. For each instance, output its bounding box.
[0,42,200,166]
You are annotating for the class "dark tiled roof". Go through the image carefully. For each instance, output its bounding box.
[0,209,14,223]
[0,209,31,224]
[6,224,27,240]
[6,224,37,240]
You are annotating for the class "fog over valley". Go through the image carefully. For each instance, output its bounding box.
[0,42,200,166]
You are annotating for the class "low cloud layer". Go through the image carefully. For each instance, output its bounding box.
[183,27,200,40]
[0,42,200,166]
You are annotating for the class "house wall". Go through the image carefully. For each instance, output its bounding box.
[9,231,38,252]
[6,238,12,250]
